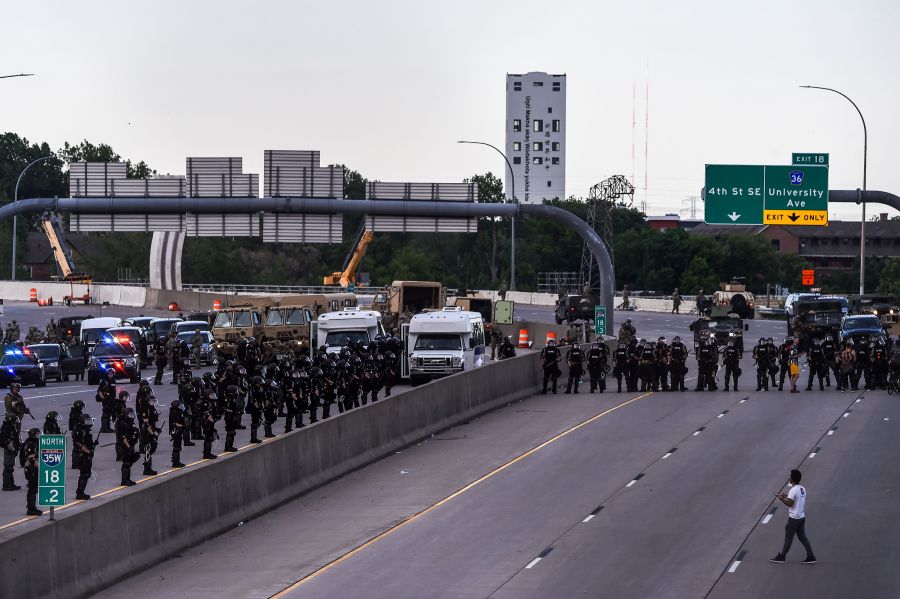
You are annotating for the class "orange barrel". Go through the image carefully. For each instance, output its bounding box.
[168,302,180,312]
[29,288,37,302]
[546,330,557,345]
[518,329,529,348]
[213,299,222,310]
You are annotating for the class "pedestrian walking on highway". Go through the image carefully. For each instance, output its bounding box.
[771,469,816,564]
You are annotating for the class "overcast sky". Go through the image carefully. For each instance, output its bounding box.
[3,0,897,221]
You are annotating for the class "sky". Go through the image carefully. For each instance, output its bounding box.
[2,0,898,221]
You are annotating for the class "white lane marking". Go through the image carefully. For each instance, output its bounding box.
[843,412,850,418]
[662,452,672,459]
[525,557,542,569]
[762,514,773,524]
[827,429,835,436]
[809,451,817,459]
[692,430,702,436]
[728,560,742,573]
[717,413,725,419]
[885,418,890,422]
[626,479,638,487]
[855,398,861,403]
[28,389,94,400]
[582,514,595,523]
[739,399,747,403]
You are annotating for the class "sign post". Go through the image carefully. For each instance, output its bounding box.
[802,269,815,287]
[594,305,607,336]
[704,164,829,225]
[38,434,66,520]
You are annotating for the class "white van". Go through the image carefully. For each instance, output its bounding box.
[79,317,123,354]
[316,307,384,354]
[408,307,485,384]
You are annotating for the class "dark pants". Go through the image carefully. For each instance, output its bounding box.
[724,364,739,390]
[2,448,17,489]
[782,517,815,559]
[172,433,183,465]
[25,467,38,510]
[154,358,167,384]
[542,367,560,394]
[76,459,92,496]
[566,365,583,393]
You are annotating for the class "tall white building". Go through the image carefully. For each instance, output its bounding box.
[505,72,566,204]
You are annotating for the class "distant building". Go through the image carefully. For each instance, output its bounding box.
[505,72,565,204]
[22,230,97,281]
[688,214,900,273]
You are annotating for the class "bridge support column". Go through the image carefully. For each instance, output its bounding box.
[149,231,185,290]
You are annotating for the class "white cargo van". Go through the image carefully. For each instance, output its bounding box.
[315,307,384,354]
[79,317,123,354]
[408,307,485,384]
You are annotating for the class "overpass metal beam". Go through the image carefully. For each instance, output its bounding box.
[829,189,900,211]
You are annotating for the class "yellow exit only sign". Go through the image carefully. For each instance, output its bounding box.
[763,210,828,225]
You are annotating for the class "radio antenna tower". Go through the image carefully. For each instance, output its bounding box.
[580,175,635,294]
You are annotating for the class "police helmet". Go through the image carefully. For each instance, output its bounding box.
[813,338,821,346]
[27,427,40,437]
[658,336,666,343]
[203,372,213,380]
[171,399,182,410]
[318,345,327,354]
[785,337,793,344]
[118,390,130,400]
[9,382,21,392]
[46,410,59,421]
[757,338,765,346]
[226,384,238,394]
[727,339,735,347]
[123,408,135,420]
[845,339,855,347]
[673,336,681,343]
[384,351,396,361]
[825,334,833,342]
[73,400,85,410]
[106,368,116,378]
[312,367,324,377]
[81,414,94,428]
[192,376,201,385]
[140,379,151,388]
[237,366,247,376]
[251,375,263,385]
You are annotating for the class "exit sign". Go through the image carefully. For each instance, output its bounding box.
[38,434,67,506]
[792,153,829,166]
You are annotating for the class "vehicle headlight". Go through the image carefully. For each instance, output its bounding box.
[452,357,462,367]
[125,358,136,367]
[49,361,59,368]
[89,357,97,368]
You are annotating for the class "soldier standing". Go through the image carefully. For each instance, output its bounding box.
[672,288,682,314]
[586,341,608,393]
[20,428,41,515]
[1,413,21,491]
[540,339,562,394]
[73,414,95,499]
[45,318,58,342]
[490,323,503,360]
[4,382,31,436]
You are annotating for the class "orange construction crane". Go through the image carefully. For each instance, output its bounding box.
[323,229,374,288]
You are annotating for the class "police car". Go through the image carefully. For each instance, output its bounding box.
[0,347,47,387]
[86,336,142,385]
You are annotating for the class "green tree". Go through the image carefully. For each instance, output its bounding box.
[878,258,900,297]
[58,140,155,179]
[681,255,719,293]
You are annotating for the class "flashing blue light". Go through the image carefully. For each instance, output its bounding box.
[6,368,14,374]
[4,350,23,356]
[98,362,108,370]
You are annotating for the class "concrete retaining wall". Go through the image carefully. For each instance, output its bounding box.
[0,281,147,307]
[0,348,551,598]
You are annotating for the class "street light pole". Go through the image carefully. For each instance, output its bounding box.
[11,156,52,281]
[800,85,867,294]
[457,140,517,291]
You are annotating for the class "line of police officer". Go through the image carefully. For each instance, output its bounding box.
[539,325,900,397]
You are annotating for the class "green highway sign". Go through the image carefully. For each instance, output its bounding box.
[38,434,66,506]
[792,152,829,166]
[594,305,607,336]
[704,164,828,226]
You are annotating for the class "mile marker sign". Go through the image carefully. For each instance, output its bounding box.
[38,434,66,507]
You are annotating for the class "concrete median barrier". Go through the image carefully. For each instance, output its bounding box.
[0,348,550,598]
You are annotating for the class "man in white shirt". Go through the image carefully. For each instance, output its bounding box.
[771,469,817,564]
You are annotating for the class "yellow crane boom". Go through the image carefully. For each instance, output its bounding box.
[324,229,374,287]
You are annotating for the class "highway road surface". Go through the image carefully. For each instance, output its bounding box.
[81,305,897,599]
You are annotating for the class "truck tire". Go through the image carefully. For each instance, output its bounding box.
[731,294,748,317]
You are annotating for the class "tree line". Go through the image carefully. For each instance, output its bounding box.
[1,131,897,296]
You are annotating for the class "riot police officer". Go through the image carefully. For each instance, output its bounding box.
[68,401,85,470]
[612,341,629,393]
[117,407,139,486]
[753,338,771,392]
[96,369,117,433]
[654,337,670,392]
[169,400,187,468]
[1,413,21,491]
[198,390,218,459]
[806,338,827,391]
[638,341,656,392]
[586,341,608,393]
[822,334,837,387]
[540,339,562,394]
[777,338,794,391]
[223,385,240,452]
[248,376,265,443]
[73,414,95,499]
[154,334,169,385]
[498,336,516,360]
[565,343,585,394]
[139,397,161,476]
[20,427,40,515]
[871,339,890,390]
[43,410,62,435]
[695,337,718,391]
[723,339,741,391]
[669,336,689,392]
